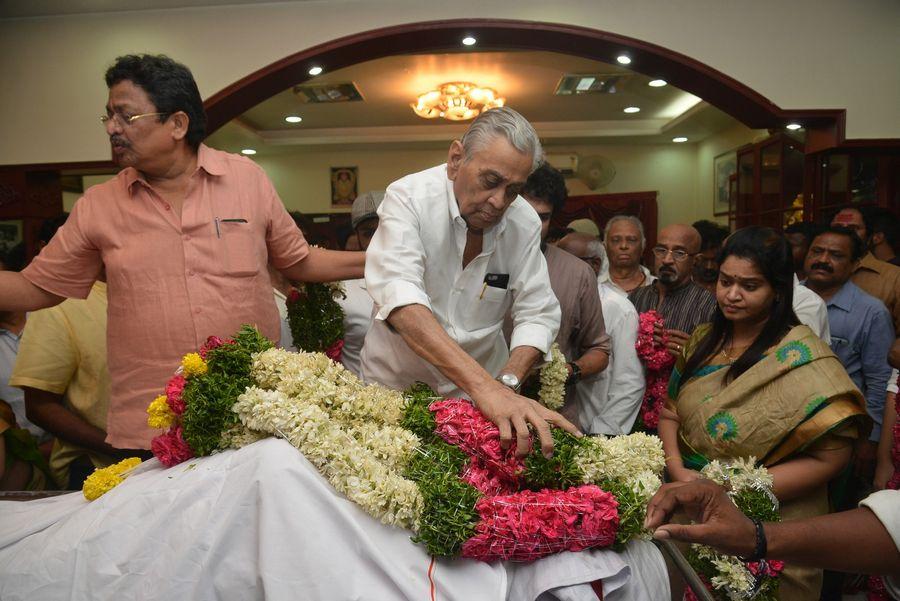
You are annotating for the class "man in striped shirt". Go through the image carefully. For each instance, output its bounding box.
[628,224,717,357]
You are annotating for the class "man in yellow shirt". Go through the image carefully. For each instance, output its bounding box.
[10,281,116,488]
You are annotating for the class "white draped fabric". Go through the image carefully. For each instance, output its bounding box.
[0,438,668,600]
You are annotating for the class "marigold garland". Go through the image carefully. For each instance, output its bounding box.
[144,325,667,563]
[146,394,176,429]
[82,457,142,501]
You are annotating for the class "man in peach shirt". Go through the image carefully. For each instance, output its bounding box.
[0,55,363,451]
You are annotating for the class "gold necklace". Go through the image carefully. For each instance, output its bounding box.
[721,342,751,363]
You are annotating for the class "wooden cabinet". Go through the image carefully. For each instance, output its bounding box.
[734,133,805,229]
[808,151,900,222]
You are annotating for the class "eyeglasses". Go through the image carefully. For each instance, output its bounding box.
[100,112,169,126]
[652,246,694,262]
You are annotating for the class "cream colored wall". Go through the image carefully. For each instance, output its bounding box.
[1,0,898,166]
[696,123,767,225]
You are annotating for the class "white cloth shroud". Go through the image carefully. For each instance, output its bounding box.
[0,438,669,600]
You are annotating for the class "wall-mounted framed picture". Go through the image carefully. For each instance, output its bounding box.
[331,166,358,208]
[713,150,738,216]
[0,219,23,257]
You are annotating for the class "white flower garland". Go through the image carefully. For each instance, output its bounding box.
[538,343,568,410]
[251,348,405,427]
[575,432,665,501]
[692,457,779,600]
[234,386,423,529]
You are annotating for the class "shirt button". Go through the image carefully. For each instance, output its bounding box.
[187,270,195,276]
[164,204,171,210]
[183,234,190,241]
[195,307,202,314]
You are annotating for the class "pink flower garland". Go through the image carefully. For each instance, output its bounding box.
[635,311,676,431]
[431,398,622,562]
[150,425,194,467]
[430,399,524,483]
[165,375,186,415]
[683,560,784,601]
[461,485,619,561]
[325,339,344,363]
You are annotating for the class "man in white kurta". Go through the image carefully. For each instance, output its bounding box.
[362,107,576,456]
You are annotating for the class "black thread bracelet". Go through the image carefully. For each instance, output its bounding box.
[743,518,768,562]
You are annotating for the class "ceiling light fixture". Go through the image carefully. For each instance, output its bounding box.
[284,115,303,123]
[623,106,641,113]
[308,66,323,76]
[241,148,257,155]
[411,81,505,121]
[648,79,667,87]
[462,36,477,46]
[616,55,632,65]
[786,122,802,131]
[672,137,688,143]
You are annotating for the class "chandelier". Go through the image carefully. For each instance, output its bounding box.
[411,82,506,121]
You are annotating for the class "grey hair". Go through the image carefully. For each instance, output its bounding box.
[459,106,543,172]
[585,238,606,261]
[604,215,646,248]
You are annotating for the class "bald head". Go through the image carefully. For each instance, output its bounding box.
[558,232,605,275]
[654,224,701,288]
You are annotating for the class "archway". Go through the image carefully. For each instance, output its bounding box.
[204,18,846,153]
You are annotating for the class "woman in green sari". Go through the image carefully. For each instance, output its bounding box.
[658,226,869,600]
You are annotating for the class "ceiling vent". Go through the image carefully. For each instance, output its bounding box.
[292,82,364,103]
[555,74,625,96]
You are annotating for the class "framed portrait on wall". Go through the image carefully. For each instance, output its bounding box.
[713,150,737,216]
[331,166,358,208]
[0,220,23,256]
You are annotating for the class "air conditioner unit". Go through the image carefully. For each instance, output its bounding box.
[545,153,579,176]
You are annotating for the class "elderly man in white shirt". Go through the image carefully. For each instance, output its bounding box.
[362,107,578,456]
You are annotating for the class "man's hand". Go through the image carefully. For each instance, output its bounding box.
[654,323,690,357]
[644,480,756,557]
[470,380,581,458]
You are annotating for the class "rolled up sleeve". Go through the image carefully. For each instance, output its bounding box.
[263,173,309,270]
[365,183,432,321]
[508,225,560,358]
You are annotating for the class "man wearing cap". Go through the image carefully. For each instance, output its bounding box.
[361,107,578,457]
[338,191,383,377]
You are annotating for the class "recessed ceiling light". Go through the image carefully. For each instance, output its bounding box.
[284,115,302,124]
[462,36,476,46]
[616,55,632,65]
[672,137,688,143]
[786,122,802,131]
[623,106,640,113]
[241,148,257,155]
[308,66,323,76]
[648,79,667,87]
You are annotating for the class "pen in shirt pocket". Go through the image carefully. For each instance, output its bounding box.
[214,217,248,238]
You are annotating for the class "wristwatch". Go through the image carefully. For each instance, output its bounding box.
[497,373,521,392]
[566,362,582,386]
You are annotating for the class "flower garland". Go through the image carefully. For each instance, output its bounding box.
[684,458,784,601]
[537,343,567,410]
[634,311,676,431]
[143,325,667,563]
[82,457,142,501]
[286,282,346,360]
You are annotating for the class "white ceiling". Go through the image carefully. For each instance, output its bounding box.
[207,50,738,154]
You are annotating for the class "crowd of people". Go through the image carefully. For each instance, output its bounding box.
[0,52,898,598]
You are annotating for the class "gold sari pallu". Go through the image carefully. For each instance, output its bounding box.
[670,324,868,470]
